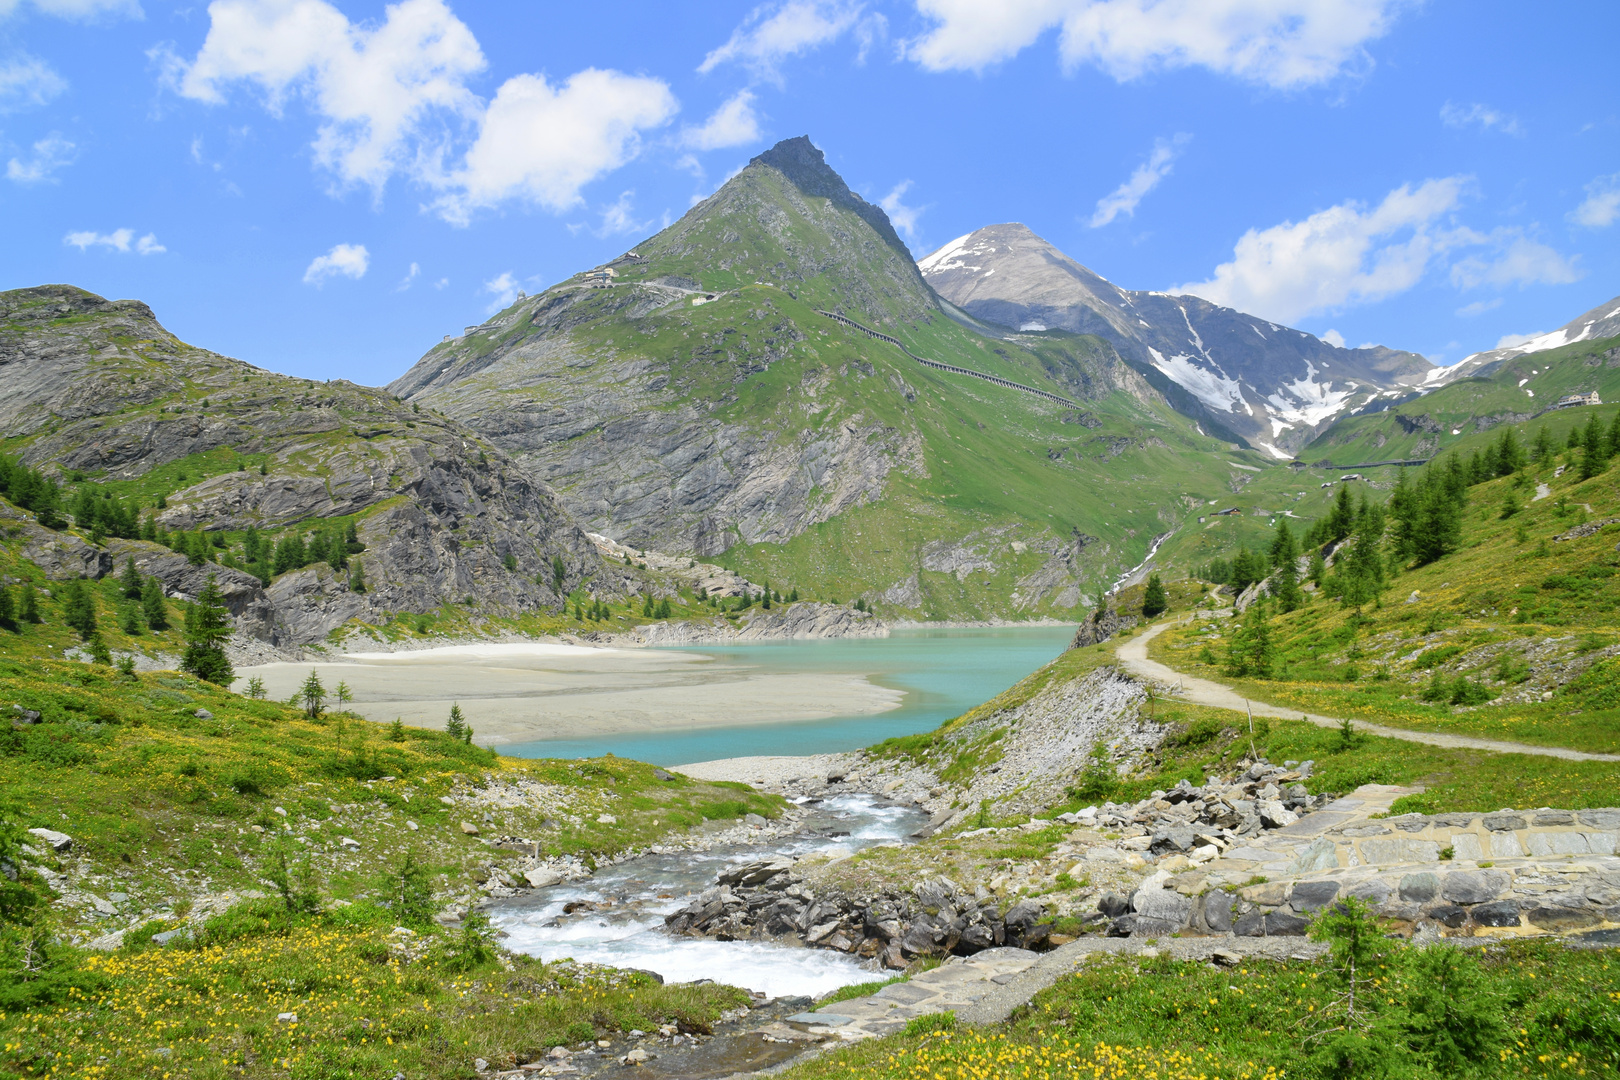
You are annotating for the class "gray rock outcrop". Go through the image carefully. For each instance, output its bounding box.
[0,284,621,645]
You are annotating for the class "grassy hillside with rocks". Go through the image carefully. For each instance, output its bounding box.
[0,581,793,1077]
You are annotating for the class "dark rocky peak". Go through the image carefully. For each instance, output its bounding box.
[750,135,911,259]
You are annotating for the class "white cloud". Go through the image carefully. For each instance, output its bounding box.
[679,89,760,151]
[433,276,448,289]
[0,0,141,21]
[1439,100,1523,136]
[173,0,485,192]
[64,228,164,253]
[1495,330,1544,350]
[5,131,74,181]
[482,270,519,312]
[905,0,1402,88]
[396,261,420,290]
[1173,177,1471,323]
[1570,173,1620,229]
[0,54,67,112]
[594,190,648,237]
[66,228,132,251]
[1456,297,1502,317]
[170,0,675,220]
[1089,132,1188,227]
[699,0,862,79]
[1449,230,1581,290]
[302,242,369,284]
[879,179,923,241]
[432,68,677,223]
[1320,329,1345,347]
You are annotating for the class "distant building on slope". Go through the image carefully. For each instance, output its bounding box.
[1553,391,1602,410]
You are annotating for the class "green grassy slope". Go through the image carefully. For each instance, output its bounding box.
[1304,334,1620,466]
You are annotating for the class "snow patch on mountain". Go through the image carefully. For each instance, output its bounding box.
[1148,347,1244,414]
[1263,363,1357,432]
[917,233,988,276]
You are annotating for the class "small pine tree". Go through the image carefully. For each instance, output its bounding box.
[388,718,406,742]
[1531,425,1553,462]
[245,676,266,699]
[788,588,798,602]
[0,587,13,631]
[445,703,467,740]
[1273,565,1304,613]
[141,576,170,631]
[180,576,234,685]
[86,631,112,665]
[1268,519,1298,570]
[552,555,566,595]
[1581,415,1608,480]
[655,597,671,619]
[1141,573,1167,618]
[118,603,143,635]
[120,557,144,599]
[300,669,326,719]
[348,559,366,593]
[19,585,40,625]
[641,593,653,617]
[61,579,98,640]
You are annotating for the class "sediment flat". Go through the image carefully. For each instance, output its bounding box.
[233,641,903,745]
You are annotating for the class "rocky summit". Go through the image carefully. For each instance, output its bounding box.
[919,223,1434,457]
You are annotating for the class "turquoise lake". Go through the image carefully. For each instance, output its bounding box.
[500,625,1074,765]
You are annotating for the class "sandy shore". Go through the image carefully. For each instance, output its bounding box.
[233,641,904,746]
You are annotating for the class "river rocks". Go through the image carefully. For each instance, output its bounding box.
[665,867,1052,960]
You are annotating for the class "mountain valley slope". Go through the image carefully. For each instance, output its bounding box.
[390,137,1274,620]
[0,285,623,646]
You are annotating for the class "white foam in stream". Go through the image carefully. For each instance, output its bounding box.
[489,794,924,998]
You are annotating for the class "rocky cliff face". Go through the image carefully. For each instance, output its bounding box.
[920,224,1434,457]
[0,285,619,645]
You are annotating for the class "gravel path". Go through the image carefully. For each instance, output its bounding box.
[1118,623,1620,763]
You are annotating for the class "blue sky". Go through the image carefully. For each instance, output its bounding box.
[2,0,1616,384]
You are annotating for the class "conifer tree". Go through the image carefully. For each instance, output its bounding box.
[300,669,326,719]
[1580,415,1608,480]
[1269,519,1298,570]
[61,579,97,640]
[445,703,467,741]
[1495,427,1524,474]
[1609,413,1620,459]
[1532,425,1553,463]
[19,585,40,624]
[1229,547,1263,592]
[1273,562,1304,613]
[181,575,234,685]
[1141,573,1167,618]
[141,576,170,631]
[1224,603,1274,678]
[120,556,144,599]
[0,587,14,630]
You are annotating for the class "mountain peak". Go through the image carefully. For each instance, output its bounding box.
[749,136,909,258]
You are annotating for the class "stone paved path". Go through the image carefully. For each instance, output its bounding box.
[1118,623,1620,763]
